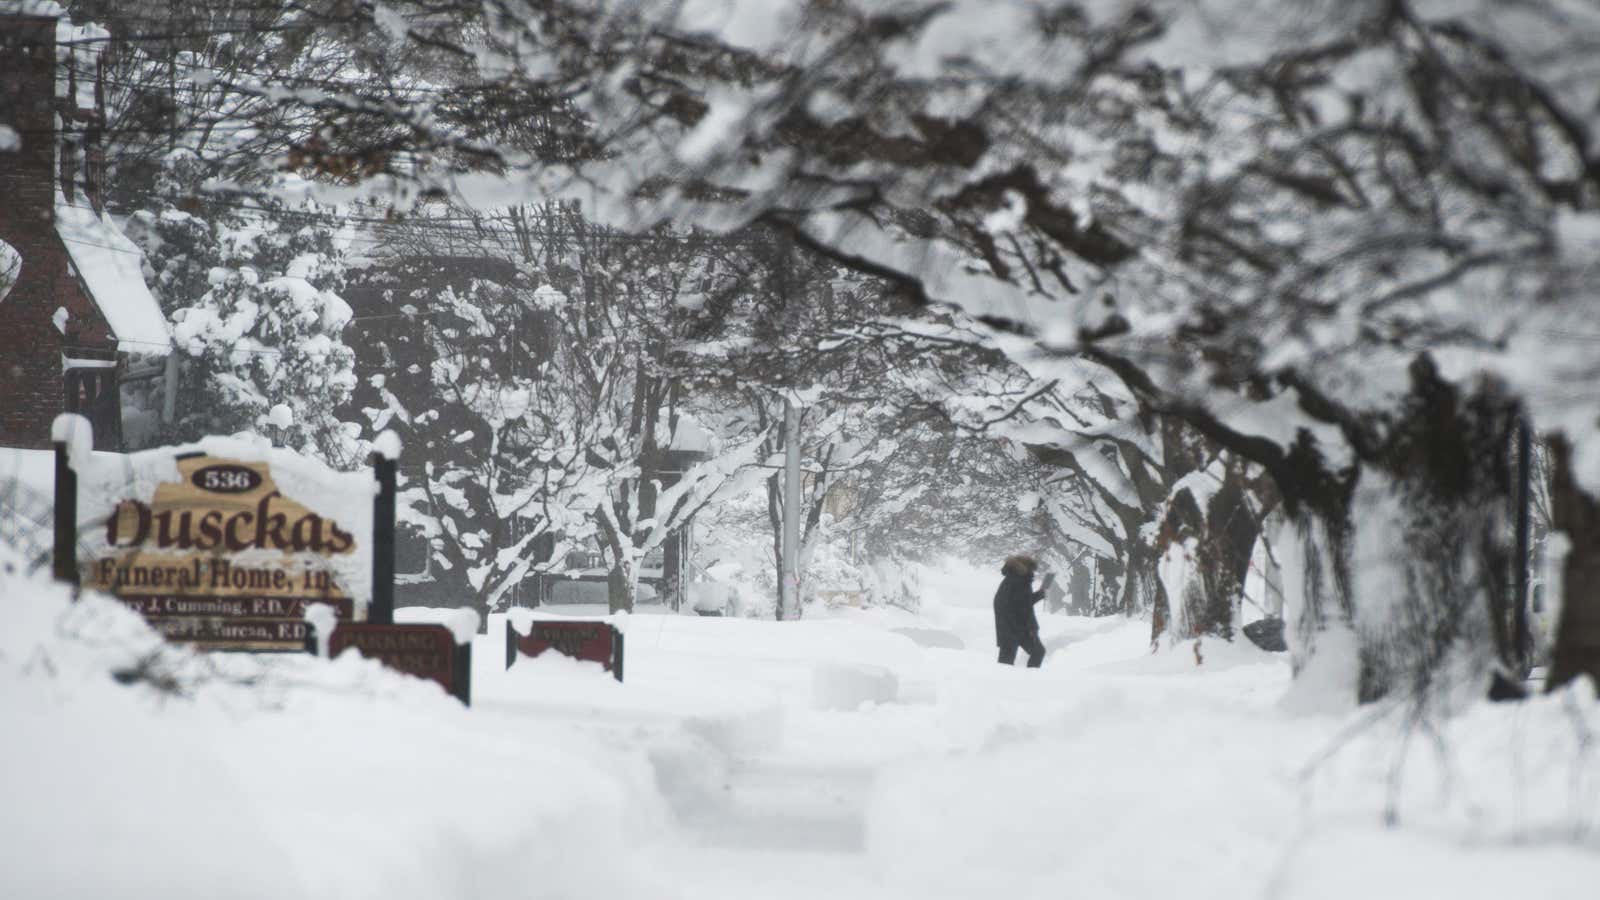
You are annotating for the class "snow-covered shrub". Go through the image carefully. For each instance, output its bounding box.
[125,154,359,464]
[168,267,356,460]
[686,577,739,616]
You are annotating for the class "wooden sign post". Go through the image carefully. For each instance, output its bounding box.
[305,437,474,704]
[51,418,82,588]
[369,445,397,626]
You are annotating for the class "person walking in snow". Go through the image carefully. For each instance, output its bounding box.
[994,555,1048,667]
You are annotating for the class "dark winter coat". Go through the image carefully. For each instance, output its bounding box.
[993,555,1044,646]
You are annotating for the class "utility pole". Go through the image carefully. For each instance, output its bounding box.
[779,396,801,620]
[1513,421,1533,676]
[162,354,178,424]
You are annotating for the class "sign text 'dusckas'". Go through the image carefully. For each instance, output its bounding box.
[83,453,367,650]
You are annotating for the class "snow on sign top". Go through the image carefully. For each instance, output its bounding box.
[55,194,171,354]
[49,412,93,468]
[372,430,403,461]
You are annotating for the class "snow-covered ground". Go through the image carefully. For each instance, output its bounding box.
[2,554,1597,899]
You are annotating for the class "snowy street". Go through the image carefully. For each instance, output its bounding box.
[611,584,1599,900]
[7,557,1594,900]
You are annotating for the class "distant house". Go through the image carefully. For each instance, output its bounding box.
[0,5,170,452]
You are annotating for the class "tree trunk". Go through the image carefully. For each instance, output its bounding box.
[607,558,634,614]
[1340,360,1517,702]
[1547,438,1600,692]
[1121,544,1157,617]
[1094,556,1123,615]
[1152,477,1255,644]
[779,397,801,620]
[1199,469,1259,639]
[662,528,683,611]
[766,471,784,617]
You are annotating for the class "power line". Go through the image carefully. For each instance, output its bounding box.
[58,235,144,256]
[48,22,344,48]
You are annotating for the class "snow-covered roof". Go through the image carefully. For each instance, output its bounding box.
[0,2,68,18]
[55,195,171,355]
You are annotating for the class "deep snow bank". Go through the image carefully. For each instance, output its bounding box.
[0,559,667,900]
[864,640,1600,900]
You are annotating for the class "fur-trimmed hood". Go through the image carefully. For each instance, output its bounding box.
[1001,555,1037,578]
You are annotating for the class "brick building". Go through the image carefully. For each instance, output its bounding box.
[0,4,169,451]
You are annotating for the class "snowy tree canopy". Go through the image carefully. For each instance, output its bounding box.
[67,0,1600,694]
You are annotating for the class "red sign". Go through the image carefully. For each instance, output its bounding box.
[506,619,623,681]
[327,623,470,705]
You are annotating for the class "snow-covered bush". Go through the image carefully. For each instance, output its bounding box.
[169,266,357,460]
[126,154,359,464]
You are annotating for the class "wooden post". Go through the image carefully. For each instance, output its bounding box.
[370,447,397,626]
[52,439,79,588]
[453,640,472,707]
